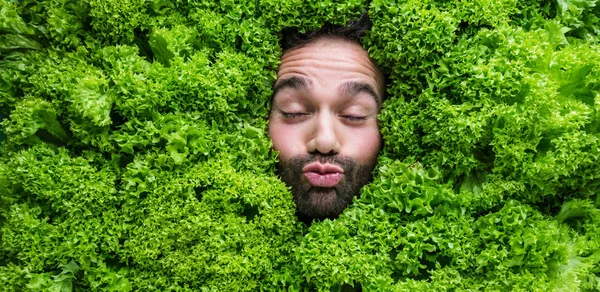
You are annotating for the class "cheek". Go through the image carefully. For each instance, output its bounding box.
[342,126,381,166]
[268,120,303,161]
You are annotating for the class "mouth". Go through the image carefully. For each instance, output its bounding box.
[302,163,344,187]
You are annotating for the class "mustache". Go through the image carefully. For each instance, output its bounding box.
[279,154,355,171]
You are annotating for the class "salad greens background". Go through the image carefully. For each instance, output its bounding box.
[1,0,599,290]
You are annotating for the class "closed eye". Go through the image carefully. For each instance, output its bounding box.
[282,112,308,119]
[341,115,367,122]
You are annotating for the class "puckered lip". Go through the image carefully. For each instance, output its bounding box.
[302,163,344,174]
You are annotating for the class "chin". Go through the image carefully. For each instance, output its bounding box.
[296,187,352,220]
[309,187,338,208]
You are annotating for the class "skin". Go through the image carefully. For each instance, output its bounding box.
[268,37,385,220]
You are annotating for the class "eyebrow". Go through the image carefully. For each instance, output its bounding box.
[340,81,381,108]
[272,76,312,97]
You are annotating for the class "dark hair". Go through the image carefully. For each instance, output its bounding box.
[279,13,372,53]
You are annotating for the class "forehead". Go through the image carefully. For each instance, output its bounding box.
[276,37,384,98]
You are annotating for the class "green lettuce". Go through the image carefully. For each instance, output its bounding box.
[1,0,599,290]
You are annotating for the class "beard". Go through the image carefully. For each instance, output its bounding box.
[277,153,375,221]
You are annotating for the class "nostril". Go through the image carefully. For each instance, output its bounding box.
[309,149,337,156]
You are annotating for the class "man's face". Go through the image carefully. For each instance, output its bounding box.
[268,37,384,220]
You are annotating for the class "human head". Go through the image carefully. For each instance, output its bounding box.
[268,14,385,222]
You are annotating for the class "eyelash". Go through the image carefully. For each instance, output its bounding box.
[282,112,307,118]
[341,115,367,122]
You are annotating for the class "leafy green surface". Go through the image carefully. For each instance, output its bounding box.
[1,0,599,290]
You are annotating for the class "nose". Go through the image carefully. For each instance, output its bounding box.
[306,112,340,155]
